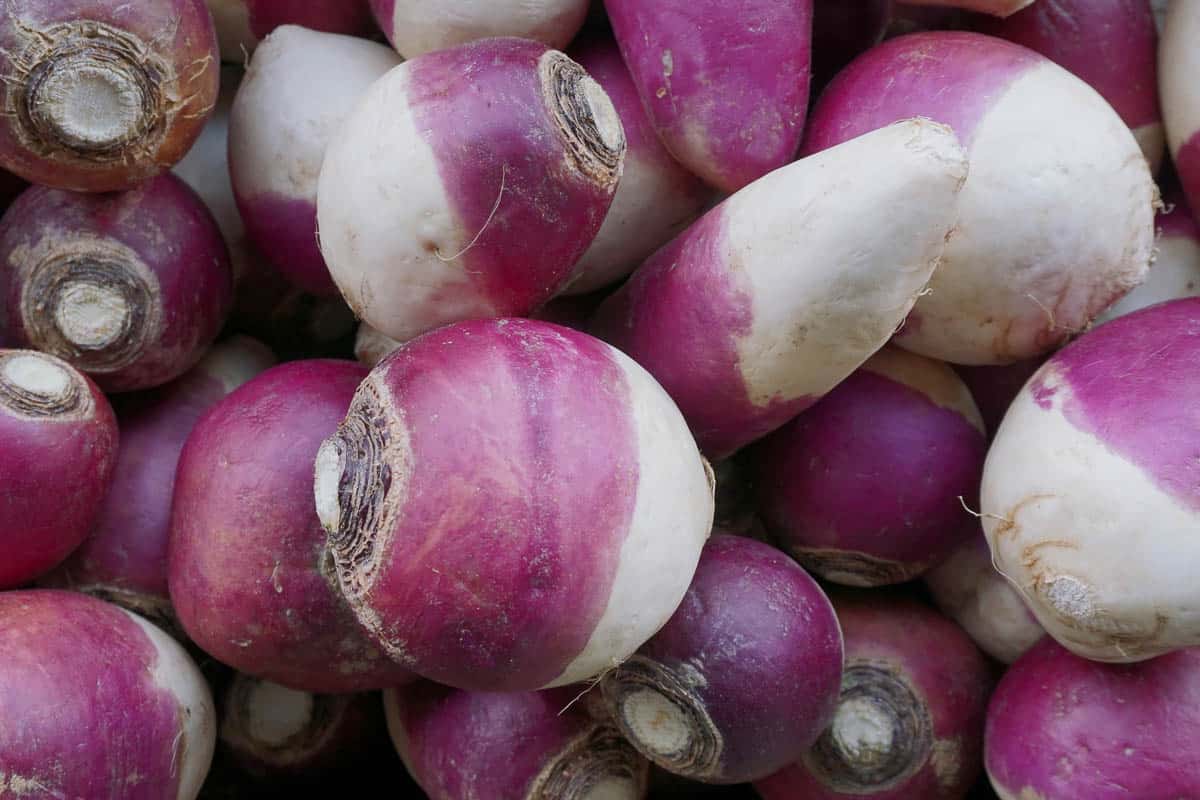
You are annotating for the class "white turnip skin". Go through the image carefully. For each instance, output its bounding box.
[0,349,117,589]
[384,682,650,800]
[0,590,216,800]
[40,336,275,631]
[562,34,711,296]
[314,318,715,692]
[925,530,1045,664]
[0,174,234,392]
[750,347,987,587]
[592,119,967,459]
[229,27,401,297]
[368,0,590,59]
[1162,0,1200,215]
[205,0,375,62]
[981,297,1200,662]
[755,590,993,800]
[600,535,844,784]
[168,359,416,692]
[317,37,625,343]
[985,638,1200,800]
[0,0,219,193]
[605,0,813,193]
[805,31,1157,366]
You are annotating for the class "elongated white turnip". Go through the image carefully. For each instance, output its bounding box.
[206,0,375,62]
[804,32,1157,365]
[314,318,715,691]
[0,0,219,192]
[0,174,234,392]
[600,535,843,784]
[384,683,650,800]
[0,349,117,589]
[42,336,275,629]
[755,591,993,800]
[982,297,1200,662]
[0,590,215,800]
[369,0,589,59]
[750,347,987,586]
[986,638,1200,800]
[169,359,415,692]
[592,119,967,459]
[230,27,401,296]
[925,530,1044,664]
[1162,0,1200,214]
[562,34,711,295]
[317,38,625,342]
[605,0,813,193]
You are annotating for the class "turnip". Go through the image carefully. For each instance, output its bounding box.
[604,0,813,193]
[985,637,1200,799]
[804,32,1157,365]
[368,0,590,59]
[42,336,275,630]
[0,590,215,799]
[562,34,711,296]
[0,0,219,193]
[981,297,1200,662]
[314,318,715,691]
[955,357,1047,440]
[592,118,967,459]
[0,173,234,392]
[205,0,375,62]
[229,26,401,296]
[1162,0,1200,214]
[972,0,1164,173]
[755,590,993,800]
[317,38,625,343]
[600,535,843,784]
[750,347,987,587]
[925,530,1045,664]
[0,349,117,589]
[169,359,416,692]
[811,0,891,89]
[383,682,650,800]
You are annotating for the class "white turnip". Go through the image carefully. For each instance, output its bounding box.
[368,0,590,59]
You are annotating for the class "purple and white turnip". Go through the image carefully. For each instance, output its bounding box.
[369,0,590,59]
[1162,0,1200,214]
[205,0,376,61]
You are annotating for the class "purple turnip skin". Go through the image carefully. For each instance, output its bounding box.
[600,535,843,784]
[985,638,1200,800]
[811,0,891,89]
[384,683,650,800]
[314,318,715,692]
[229,27,401,297]
[755,591,993,800]
[592,119,967,459]
[0,349,117,589]
[0,0,218,193]
[205,0,375,62]
[41,336,275,629]
[750,347,987,587]
[562,34,711,296]
[954,357,1047,440]
[0,590,216,800]
[604,0,813,193]
[317,37,625,343]
[925,529,1045,664]
[804,32,1157,366]
[0,174,234,392]
[370,0,590,59]
[982,297,1200,662]
[1162,1,1200,216]
[168,360,416,692]
[971,0,1164,173]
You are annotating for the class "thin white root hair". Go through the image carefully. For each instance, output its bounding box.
[436,165,507,263]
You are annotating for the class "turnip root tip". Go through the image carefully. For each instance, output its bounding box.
[0,350,83,415]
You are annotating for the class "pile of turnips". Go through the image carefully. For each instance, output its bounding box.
[0,0,1197,797]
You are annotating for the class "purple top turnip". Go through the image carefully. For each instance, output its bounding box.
[205,0,376,62]
[600,535,844,784]
[314,318,715,692]
[369,0,590,59]
[0,348,117,589]
[0,0,219,192]
[1162,0,1200,215]
[0,173,234,392]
